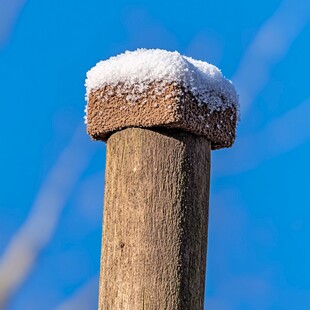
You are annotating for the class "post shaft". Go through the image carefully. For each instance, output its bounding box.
[99,127,211,310]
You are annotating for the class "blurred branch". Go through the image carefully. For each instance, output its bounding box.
[213,97,310,176]
[0,0,26,47]
[232,0,310,116]
[0,127,95,308]
[213,0,310,178]
[55,276,99,310]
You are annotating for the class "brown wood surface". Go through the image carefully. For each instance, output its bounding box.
[98,127,211,310]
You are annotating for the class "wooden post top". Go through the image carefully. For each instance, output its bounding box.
[85,49,239,150]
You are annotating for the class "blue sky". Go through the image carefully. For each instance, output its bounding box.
[0,0,310,309]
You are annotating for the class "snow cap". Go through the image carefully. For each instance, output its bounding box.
[85,49,239,149]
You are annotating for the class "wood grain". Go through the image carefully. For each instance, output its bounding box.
[98,127,211,310]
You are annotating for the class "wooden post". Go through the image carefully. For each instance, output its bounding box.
[98,128,210,309]
[85,49,238,310]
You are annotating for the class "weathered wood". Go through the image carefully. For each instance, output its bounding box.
[98,127,211,310]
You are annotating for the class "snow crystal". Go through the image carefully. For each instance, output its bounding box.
[85,48,239,115]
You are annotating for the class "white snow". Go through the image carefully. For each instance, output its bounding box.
[85,48,239,117]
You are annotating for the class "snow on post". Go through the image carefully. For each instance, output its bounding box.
[85,49,239,309]
[85,48,238,149]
